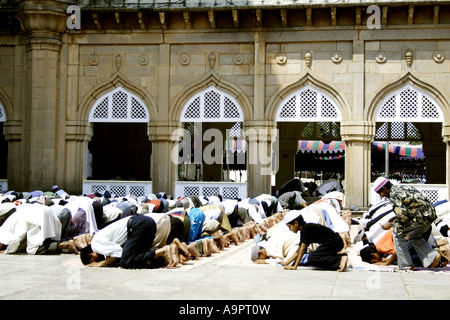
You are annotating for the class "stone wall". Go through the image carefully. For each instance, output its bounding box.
[0,1,449,206]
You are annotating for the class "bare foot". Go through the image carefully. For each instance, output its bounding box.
[202,238,212,257]
[210,239,220,254]
[258,223,267,233]
[168,244,180,268]
[338,254,348,272]
[227,231,239,246]
[235,229,244,242]
[155,246,173,267]
[171,238,190,258]
[186,242,200,260]
[211,231,229,250]
[243,226,251,240]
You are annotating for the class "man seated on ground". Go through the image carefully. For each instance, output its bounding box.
[282,210,348,272]
[80,214,190,269]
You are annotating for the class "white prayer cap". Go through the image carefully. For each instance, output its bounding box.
[373,177,389,193]
[283,210,302,224]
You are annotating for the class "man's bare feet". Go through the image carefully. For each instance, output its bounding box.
[210,239,220,254]
[186,242,200,260]
[169,244,180,268]
[226,231,239,245]
[155,246,173,267]
[202,238,212,257]
[211,231,229,250]
[338,254,348,272]
[171,238,190,258]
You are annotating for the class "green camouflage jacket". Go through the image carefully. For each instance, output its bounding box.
[390,185,437,236]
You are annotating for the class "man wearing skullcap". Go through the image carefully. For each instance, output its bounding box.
[373,176,441,270]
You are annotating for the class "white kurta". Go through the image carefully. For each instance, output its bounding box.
[0,204,62,254]
[238,198,265,224]
[91,216,131,258]
[261,222,299,261]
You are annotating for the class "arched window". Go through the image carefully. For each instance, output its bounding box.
[275,85,342,122]
[180,87,244,122]
[375,85,444,123]
[0,102,5,122]
[88,86,149,123]
[87,87,152,182]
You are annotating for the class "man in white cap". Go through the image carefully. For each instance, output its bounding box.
[373,176,441,270]
[282,210,348,272]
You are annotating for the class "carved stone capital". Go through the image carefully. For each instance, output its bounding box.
[14,1,72,50]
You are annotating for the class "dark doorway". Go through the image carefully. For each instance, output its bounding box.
[88,123,152,181]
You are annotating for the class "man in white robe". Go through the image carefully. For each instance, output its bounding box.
[0,203,62,254]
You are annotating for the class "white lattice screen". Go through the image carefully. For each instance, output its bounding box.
[174,181,247,199]
[89,86,149,123]
[0,103,5,122]
[275,85,341,122]
[180,87,244,122]
[376,85,443,123]
[83,180,152,197]
[375,122,422,141]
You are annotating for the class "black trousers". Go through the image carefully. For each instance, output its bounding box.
[308,239,344,270]
[120,215,159,269]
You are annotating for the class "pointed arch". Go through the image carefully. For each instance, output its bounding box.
[266,71,351,122]
[180,86,244,123]
[79,72,157,122]
[88,86,149,123]
[171,71,253,122]
[0,87,13,122]
[0,102,5,122]
[366,72,450,123]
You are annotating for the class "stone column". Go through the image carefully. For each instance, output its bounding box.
[149,121,179,197]
[442,123,450,200]
[244,32,274,197]
[3,120,23,190]
[341,120,375,208]
[14,0,69,191]
[245,120,277,197]
[64,121,92,195]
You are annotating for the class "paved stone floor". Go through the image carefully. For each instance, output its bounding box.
[1,239,450,304]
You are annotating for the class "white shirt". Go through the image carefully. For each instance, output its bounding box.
[91,214,163,258]
[91,216,131,258]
